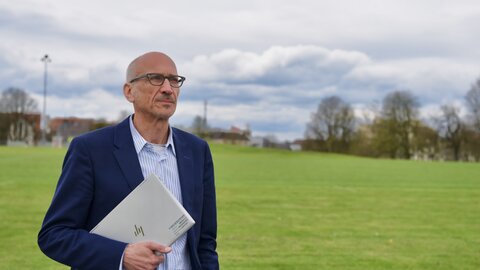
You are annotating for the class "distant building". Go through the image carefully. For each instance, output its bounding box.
[289,140,303,151]
[49,117,96,147]
[206,126,251,145]
[249,136,266,148]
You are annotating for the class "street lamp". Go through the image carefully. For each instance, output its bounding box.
[41,54,51,145]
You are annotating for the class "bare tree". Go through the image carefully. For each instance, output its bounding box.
[436,104,463,161]
[465,78,480,131]
[463,77,480,161]
[374,90,419,159]
[191,115,209,137]
[306,95,355,152]
[0,87,38,113]
[0,87,39,143]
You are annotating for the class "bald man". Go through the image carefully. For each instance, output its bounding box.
[38,52,219,270]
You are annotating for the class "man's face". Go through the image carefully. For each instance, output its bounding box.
[125,54,180,121]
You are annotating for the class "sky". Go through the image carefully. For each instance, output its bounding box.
[1,0,479,141]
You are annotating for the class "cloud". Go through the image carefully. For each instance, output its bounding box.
[184,45,370,85]
[181,45,372,108]
[2,0,480,141]
[179,45,479,140]
[30,88,133,121]
[182,45,479,106]
[346,58,479,103]
[176,100,310,140]
[4,42,479,141]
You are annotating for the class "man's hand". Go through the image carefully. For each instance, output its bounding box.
[123,241,171,270]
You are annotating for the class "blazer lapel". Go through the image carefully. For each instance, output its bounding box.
[113,118,144,190]
[173,128,195,213]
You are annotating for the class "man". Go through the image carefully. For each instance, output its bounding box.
[38,52,219,270]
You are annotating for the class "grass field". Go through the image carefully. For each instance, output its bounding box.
[0,145,479,269]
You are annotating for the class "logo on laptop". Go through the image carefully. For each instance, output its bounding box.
[134,224,145,237]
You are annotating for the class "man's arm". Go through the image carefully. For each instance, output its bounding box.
[38,138,126,269]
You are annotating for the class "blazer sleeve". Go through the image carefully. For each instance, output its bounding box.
[198,142,219,269]
[38,137,127,269]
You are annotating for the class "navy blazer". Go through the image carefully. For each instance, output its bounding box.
[38,117,219,270]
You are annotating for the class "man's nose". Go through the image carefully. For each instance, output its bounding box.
[160,78,174,94]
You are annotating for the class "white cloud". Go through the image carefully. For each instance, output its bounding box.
[347,58,479,103]
[31,88,133,121]
[2,0,480,141]
[184,45,370,84]
[183,45,479,108]
[21,42,480,141]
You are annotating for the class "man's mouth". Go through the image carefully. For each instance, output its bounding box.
[156,99,175,104]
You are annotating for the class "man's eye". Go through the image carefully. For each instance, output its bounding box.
[150,74,165,81]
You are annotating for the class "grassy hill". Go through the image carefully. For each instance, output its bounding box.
[0,145,479,269]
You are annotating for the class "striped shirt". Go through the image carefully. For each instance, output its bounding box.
[129,116,191,270]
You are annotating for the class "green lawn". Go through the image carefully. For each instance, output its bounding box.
[0,145,479,269]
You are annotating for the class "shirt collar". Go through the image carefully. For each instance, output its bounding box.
[129,115,176,156]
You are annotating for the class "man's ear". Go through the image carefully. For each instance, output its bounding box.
[123,83,135,103]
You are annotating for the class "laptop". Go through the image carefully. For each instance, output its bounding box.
[90,173,195,246]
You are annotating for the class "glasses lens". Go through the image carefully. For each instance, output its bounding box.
[168,76,184,87]
[144,74,184,87]
[147,74,166,86]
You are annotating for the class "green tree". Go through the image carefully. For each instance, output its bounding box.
[411,121,439,160]
[373,90,420,159]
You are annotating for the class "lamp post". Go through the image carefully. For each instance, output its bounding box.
[40,54,51,145]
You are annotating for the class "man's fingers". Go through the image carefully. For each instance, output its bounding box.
[144,241,171,254]
[123,241,170,270]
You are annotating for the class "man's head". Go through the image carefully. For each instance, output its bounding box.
[123,52,184,122]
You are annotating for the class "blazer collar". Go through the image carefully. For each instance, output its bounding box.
[112,121,196,213]
[113,117,144,190]
[172,128,195,213]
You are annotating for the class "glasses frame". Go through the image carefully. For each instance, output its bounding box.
[129,73,186,88]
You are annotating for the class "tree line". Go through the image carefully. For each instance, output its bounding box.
[0,87,114,145]
[304,77,480,162]
[2,77,480,160]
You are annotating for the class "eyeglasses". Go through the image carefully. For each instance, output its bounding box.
[129,73,186,88]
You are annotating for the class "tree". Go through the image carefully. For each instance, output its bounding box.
[0,87,38,114]
[464,77,480,161]
[305,95,355,152]
[463,127,480,161]
[0,87,39,143]
[465,78,480,131]
[371,118,398,158]
[411,121,439,160]
[0,113,9,145]
[374,90,419,159]
[436,104,463,161]
[350,124,377,157]
[190,115,209,137]
[90,118,111,131]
